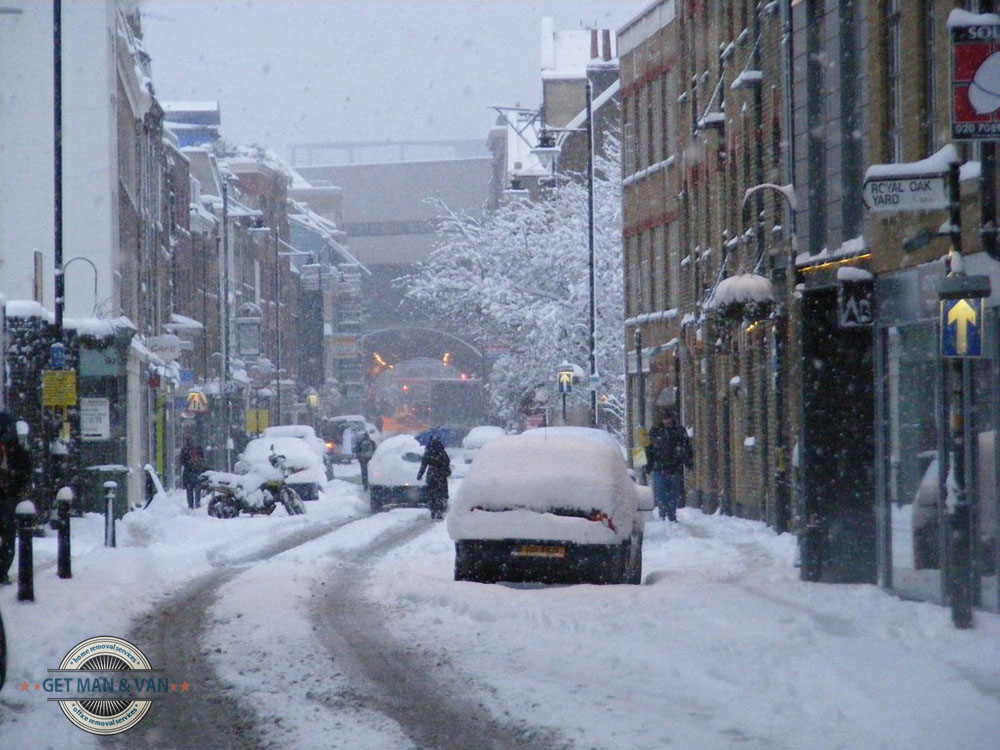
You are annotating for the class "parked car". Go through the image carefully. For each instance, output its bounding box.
[320,415,381,467]
[448,432,654,585]
[261,425,327,465]
[461,425,506,465]
[236,435,327,502]
[367,433,428,512]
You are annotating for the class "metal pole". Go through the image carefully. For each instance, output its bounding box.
[275,226,282,425]
[103,481,117,547]
[586,79,597,426]
[16,501,35,601]
[53,0,63,334]
[634,327,645,429]
[55,486,72,579]
[945,160,973,629]
[221,180,231,471]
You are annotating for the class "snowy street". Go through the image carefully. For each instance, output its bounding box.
[1,473,998,749]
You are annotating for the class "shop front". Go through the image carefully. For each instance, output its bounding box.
[875,254,998,613]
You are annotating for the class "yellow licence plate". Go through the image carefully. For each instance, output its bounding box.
[513,544,566,558]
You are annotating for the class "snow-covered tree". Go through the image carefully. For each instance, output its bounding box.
[403,132,624,433]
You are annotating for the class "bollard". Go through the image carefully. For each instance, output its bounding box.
[15,500,36,602]
[55,487,73,579]
[802,513,824,583]
[103,481,117,548]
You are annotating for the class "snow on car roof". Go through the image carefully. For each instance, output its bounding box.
[451,433,635,522]
[462,425,506,449]
[368,433,426,487]
[240,436,324,470]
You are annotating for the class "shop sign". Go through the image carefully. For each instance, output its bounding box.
[838,279,874,328]
[951,18,1000,139]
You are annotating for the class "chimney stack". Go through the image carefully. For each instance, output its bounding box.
[590,28,599,59]
[602,29,612,61]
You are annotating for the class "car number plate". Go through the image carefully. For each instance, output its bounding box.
[512,544,566,558]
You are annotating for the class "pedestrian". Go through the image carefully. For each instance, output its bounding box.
[417,434,451,520]
[645,407,692,522]
[179,437,207,510]
[0,411,33,585]
[354,432,376,490]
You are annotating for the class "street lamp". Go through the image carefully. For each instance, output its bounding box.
[531,80,598,426]
[741,181,797,534]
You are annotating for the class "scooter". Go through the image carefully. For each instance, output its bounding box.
[202,448,306,519]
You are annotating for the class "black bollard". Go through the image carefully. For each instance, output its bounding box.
[104,481,117,548]
[55,487,73,579]
[16,501,36,602]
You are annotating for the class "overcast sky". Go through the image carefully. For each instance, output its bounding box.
[139,1,638,163]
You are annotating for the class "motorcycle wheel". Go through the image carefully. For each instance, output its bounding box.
[207,493,239,519]
[280,487,306,516]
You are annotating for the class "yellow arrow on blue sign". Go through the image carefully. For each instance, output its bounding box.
[940,298,983,357]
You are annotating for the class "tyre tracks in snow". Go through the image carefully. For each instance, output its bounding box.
[104,513,571,750]
[308,517,574,750]
[103,519,351,750]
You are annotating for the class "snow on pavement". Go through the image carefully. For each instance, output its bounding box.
[1,486,998,750]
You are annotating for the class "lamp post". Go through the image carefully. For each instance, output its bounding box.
[742,182,797,534]
[585,79,597,426]
[531,81,598,426]
[220,177,233,470]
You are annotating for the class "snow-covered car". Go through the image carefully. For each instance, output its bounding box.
[236,436,327,502]
[261,425,327,472]
[367,433,427,512]
[447,432,654,585]
[320,415,381,466]
[460,425,506,465]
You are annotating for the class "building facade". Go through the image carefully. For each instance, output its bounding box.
[618,0,999,617]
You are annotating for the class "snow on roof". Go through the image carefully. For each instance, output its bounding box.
[865,144,959,181]
[706,274,774,309]
[837,266,874,281]
[165,313,204,331]
[796,235,868,267]
[947,9,1000,27]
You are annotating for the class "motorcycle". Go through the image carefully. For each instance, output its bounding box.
[202,448,307,519]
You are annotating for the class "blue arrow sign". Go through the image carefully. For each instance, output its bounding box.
[940,298,983,357]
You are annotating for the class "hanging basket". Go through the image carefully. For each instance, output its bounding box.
[706,274,775,326]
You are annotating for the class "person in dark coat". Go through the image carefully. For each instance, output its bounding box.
[417,435,451,520]
[645,407,692,522]
[0,411,33,584]
[354,432,376,490]
[179,437,207,510]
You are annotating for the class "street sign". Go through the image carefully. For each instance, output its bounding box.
[587,373,601,388]
[557,369,573,394]
[186,390,209,413]
[42,369,77,407]
[941,297,984,357]
[80,397,111,441]
[951,18,1000,139]
[861,175,949,212]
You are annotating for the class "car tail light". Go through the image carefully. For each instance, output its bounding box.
[325,441,337,452]
[588,510,616,532]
